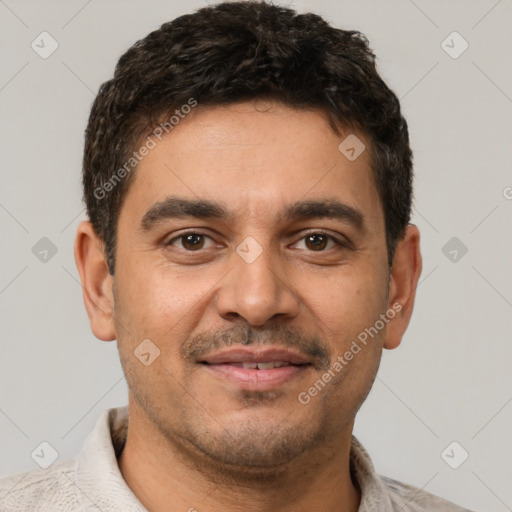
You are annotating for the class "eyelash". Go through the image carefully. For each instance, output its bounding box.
[164,230,349,252]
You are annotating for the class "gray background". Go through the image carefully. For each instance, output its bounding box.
[1,1,510,510]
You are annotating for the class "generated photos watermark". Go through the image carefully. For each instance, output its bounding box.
[94,97,198,200]
[298,302,402,405]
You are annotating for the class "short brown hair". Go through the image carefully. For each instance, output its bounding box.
[82,1,413,273]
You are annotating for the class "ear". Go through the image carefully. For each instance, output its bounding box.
[384,224,422,350]
[74,220,116,341]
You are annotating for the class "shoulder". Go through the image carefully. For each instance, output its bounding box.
[0,459,79,512]
[380,474,475,512]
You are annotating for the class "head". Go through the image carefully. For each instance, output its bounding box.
[75,1,421,473]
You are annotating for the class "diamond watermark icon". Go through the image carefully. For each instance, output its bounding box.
[441,441,469,469]
[31,441,59,469]
[31,31,59,59]
[134,338,161,366]
[236,236,263,264]
[442,237,468,263]
[338,134,365,162]
[441,31,469,59]
[32,237,58,263]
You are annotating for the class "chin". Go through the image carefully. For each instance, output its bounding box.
[185,413,326,472]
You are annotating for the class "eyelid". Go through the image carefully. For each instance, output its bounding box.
[290,229,350,250]
[164,230,216,248]
[163,229,351,250]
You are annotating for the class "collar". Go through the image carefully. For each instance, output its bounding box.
[73,406,392,511]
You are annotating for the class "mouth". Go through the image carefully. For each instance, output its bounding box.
[216,361,296,369]
[199,347,313,390]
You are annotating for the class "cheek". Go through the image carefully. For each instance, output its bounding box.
[113,264,220,363]
[303,267,389,343]
[117,261,198,321]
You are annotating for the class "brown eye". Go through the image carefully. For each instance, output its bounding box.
[292,232,344,253]
[305,234,329,251]
[181,233,205,250]
[167,232,212,251]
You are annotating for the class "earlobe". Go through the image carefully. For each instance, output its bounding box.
[74,220,116,341]
[383,224,422,350]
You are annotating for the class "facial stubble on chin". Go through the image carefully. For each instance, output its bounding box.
[121,323,331,473]
[175,330,381,479]
[122,316,382,482]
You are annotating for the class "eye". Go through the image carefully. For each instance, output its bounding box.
[293,232,344,252]
[166,232,214,251]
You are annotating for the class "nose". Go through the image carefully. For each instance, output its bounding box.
[215,241,300,326]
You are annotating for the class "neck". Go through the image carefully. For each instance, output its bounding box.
[117,403,361,512]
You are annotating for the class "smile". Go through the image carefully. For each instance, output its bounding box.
[222,361,291,369]
[199,347,313,390]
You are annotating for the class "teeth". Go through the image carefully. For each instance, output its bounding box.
[257,361,275,370]
[240,361,292,370]
[237,361,291,369]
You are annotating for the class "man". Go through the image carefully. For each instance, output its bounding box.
[0,1,473,510]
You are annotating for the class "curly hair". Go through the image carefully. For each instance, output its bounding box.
[83,0,413,274]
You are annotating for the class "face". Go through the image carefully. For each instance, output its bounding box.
[101,101,397,469]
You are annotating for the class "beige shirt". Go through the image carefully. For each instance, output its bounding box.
[0,406,473,511]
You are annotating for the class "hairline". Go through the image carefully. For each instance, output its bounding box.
[104,101,393,274]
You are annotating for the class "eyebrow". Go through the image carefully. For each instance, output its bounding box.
[140,196,364,231]
[282,199,364,230]
[140,196,231,231]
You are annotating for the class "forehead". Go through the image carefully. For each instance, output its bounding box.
[120,101,383,230]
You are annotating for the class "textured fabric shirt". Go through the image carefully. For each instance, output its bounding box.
[0,406,474,511]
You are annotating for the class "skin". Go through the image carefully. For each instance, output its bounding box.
[75,100,422,512]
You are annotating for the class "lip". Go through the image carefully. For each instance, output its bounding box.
[200,347,313,365]
[199,347,313,391]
